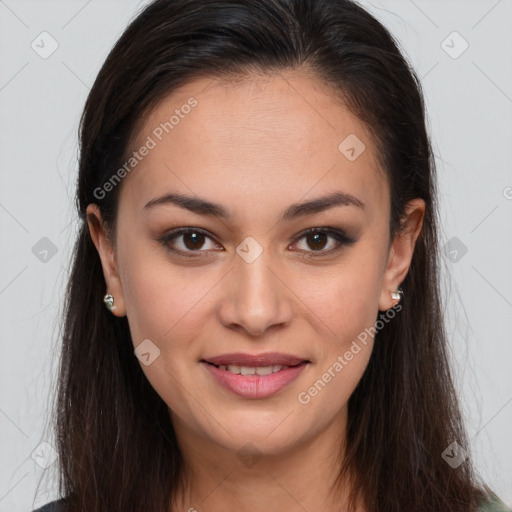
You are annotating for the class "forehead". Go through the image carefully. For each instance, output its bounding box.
[120,69,388,225]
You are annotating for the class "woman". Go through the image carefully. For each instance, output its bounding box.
[32,0,509,511]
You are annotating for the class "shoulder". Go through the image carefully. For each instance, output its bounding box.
[478,493,511,512]
[31,498,66,512]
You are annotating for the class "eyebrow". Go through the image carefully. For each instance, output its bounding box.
[143,191,365,221]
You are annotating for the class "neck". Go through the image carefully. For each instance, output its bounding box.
[168,407,365,512]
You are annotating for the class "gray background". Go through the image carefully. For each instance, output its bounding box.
[0,0,511,510]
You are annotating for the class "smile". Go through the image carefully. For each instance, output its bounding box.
[201,360,309,399]
[205,361,300,375]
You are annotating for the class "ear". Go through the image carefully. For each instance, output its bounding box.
[86,204,126,317]
[378,198,425,312]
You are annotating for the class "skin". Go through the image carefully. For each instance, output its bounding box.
[87,68,425,512]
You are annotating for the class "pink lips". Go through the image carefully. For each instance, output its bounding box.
[203,352,308,367]
[200,352,310,399]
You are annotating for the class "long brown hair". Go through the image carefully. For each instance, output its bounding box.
[48,0,494,510]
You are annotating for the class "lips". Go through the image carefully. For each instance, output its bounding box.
[201,358,310,399]
[201,352,309,367]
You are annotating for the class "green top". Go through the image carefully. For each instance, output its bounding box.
[478,493,511,511]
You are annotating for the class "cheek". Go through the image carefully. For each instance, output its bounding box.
[298,254,383,344]
[119,245,191,346]
[119,249,221,365]
[292,245,383,407]
[119,257,210,407]
[121,263,169,344]
[296,273,378,418]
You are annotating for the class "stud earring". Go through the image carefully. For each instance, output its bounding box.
[391,287,404,302]
[103,293,116,312]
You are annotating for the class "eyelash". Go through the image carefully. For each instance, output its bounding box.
[157,226,356,259]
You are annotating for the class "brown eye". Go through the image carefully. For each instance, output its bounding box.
[305,231,328,251]
[158,227,221,257]
[291,227,356,257]
[182,231,206,250]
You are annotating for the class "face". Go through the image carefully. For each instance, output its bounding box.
[88,69,424,459]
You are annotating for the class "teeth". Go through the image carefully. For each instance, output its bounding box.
[255,366,273,376]
[216,364,288,375]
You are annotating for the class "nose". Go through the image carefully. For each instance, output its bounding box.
[217,250,293,337]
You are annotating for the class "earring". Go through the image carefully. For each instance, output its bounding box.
[390,287,404,302]
[103,293,116,312]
